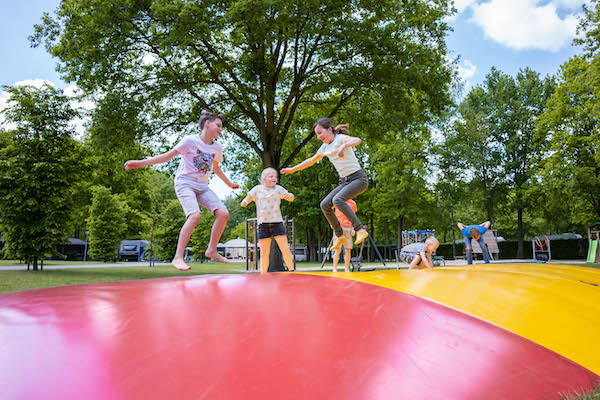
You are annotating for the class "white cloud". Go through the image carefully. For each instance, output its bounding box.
[0,81,94,137]
[458,59,477,81]
[454,0,478,13]
[14,79,55,89]
[549,0,590,10]
[470,0,580,52]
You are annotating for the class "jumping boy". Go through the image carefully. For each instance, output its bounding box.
[124,112,239,270]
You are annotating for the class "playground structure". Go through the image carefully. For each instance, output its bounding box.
[588,222,600,263]
[401,229,435,247]
[244,217,296,272]
[532,235,551,262]
[1,262,599,399]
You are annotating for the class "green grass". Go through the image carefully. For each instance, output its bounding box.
[0,262,251,294]
[0,260,378,293]
[560,383,600,400]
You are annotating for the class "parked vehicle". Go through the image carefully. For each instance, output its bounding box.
[295,246,307,262]
[119,240,149,261]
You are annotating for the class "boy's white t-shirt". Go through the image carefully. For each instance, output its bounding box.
[247,184,289,224]
[316,133,361,178]
[174,135,223,182]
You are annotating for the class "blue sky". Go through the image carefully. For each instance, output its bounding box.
[0,0,592,197]
[0,0,590,91]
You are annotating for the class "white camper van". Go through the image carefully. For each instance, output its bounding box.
[119,240,149,261]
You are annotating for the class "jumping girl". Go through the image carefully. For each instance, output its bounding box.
[281,118,369,251]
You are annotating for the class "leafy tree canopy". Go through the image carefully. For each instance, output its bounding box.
[32,0,457,169]
[0,84,83,268]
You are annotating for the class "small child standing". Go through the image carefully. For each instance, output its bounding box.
[241,168,295,274]
[124,111,239,270]
[400,237,440,270]
[331,199,357,272]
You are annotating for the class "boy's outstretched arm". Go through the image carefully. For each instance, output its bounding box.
[124,149,179,170]
[457,222,466,230]
[480,221,491,229]
[213,162,239,189]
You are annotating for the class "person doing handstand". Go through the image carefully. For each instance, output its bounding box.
[457,221,491,264]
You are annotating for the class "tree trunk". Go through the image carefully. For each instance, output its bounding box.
[397,215,405,252]
[316,228,322,262]
[517,207,525,258]
[369,217,375,261]
[450,195,456,259]
[385,219,390,262]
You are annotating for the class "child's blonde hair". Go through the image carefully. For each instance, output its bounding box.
[426,236,440,249]
[260,167,278,185]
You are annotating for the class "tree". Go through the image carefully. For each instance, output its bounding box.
[32,0,456,170]
[459,68,555,257]
[154,199,186,261]
[87,186,126,261]
[536,55,600,222]
[0,84,83,270]
[369,128,431,253]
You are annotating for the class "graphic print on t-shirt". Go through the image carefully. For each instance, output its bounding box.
[193,151,214,174]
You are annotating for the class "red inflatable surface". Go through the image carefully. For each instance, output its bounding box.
[0,274,596,399]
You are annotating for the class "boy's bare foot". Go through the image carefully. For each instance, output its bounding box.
[206,249,229,263]
[171,258,191,271]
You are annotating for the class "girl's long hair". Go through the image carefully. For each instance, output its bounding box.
[313,117,349,135]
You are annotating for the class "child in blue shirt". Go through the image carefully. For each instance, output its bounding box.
[457,221,491,264]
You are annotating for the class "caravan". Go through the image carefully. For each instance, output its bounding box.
[119,240,149,261]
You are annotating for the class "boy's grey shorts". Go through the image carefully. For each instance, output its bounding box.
[175,178,225,217]
[400,251,421,265]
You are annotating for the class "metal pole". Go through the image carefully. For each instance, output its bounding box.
[292,218,296,270]
[83,231,89,262]
[253,219,258,271]
[368,233,386,266]
[245,218,249,271]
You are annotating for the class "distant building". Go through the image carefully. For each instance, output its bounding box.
[223,238,255,259]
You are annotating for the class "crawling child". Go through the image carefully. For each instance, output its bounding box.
[400,236,440,270]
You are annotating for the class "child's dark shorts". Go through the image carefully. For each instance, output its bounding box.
[258,222,286,239]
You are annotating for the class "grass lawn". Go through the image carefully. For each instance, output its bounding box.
[0,260,382,293]
[560,384,600,400]
[0,261,251,294]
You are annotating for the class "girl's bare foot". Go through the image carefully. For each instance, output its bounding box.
[206,249,229,263]
[171,258,191,271]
